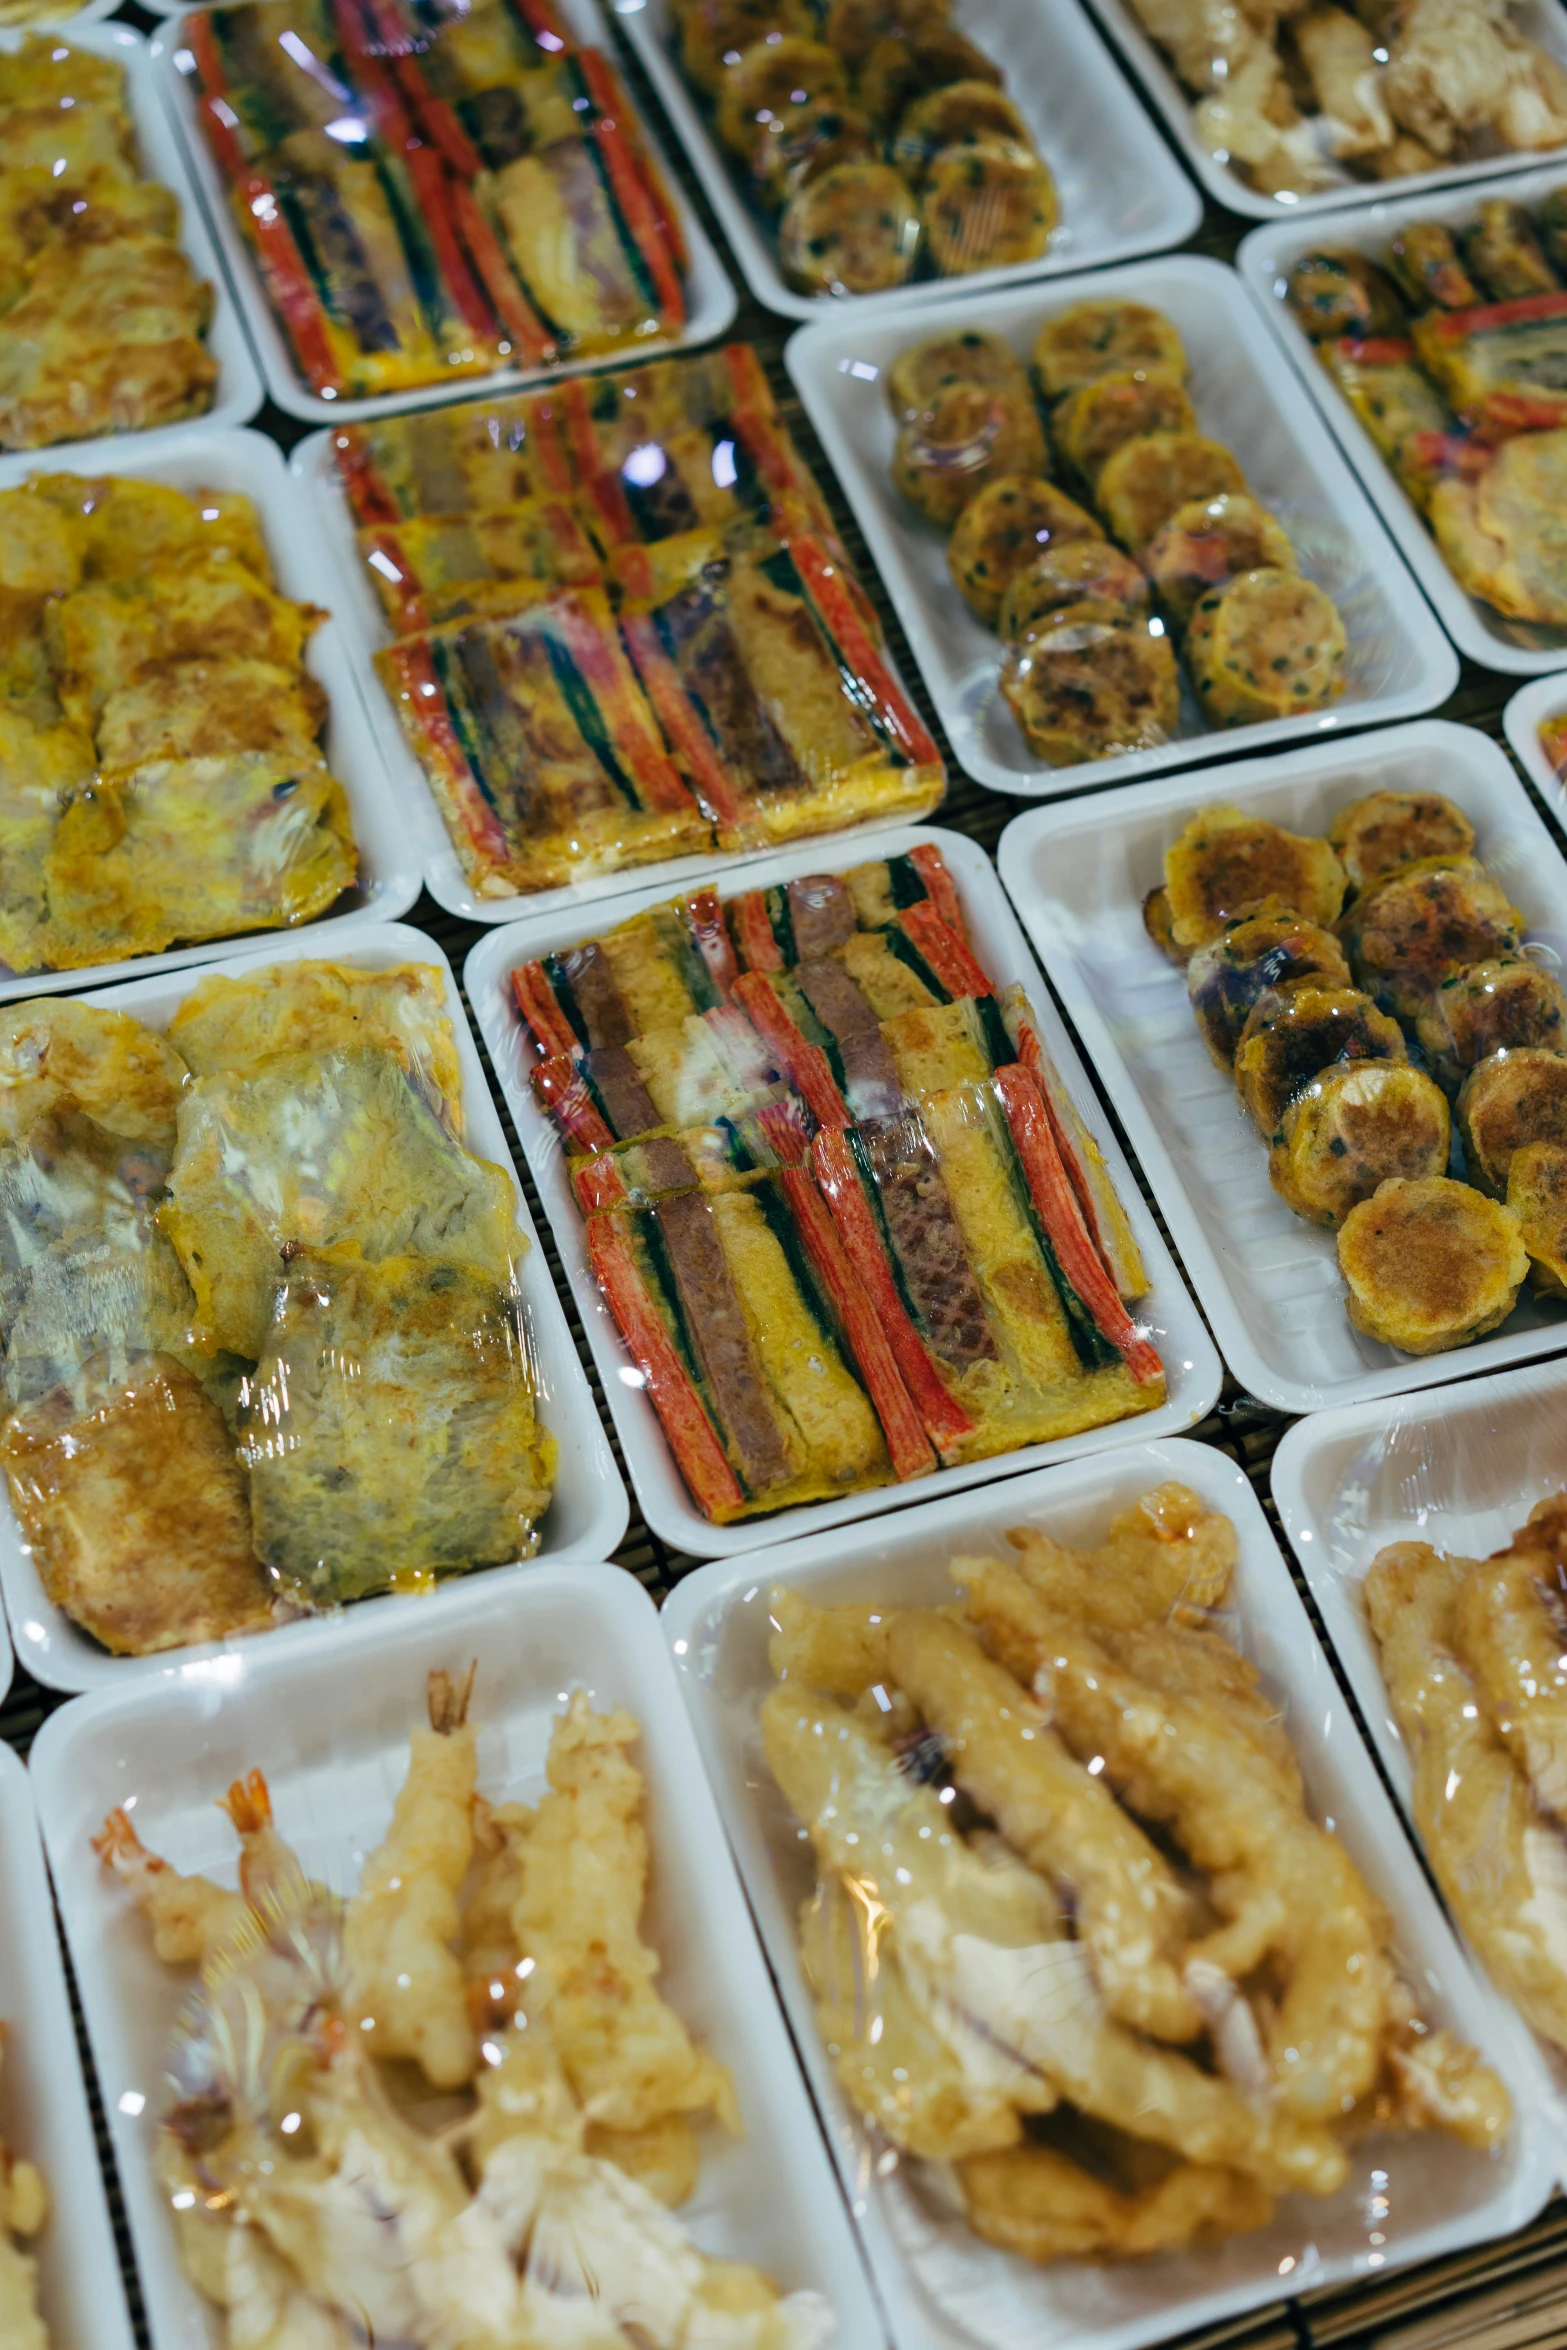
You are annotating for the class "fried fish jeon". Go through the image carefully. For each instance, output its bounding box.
[958,2136,1272,2263]
[166,960,464,1127]
[0,995,186,1145]
[1366,1540,1567,2051]
[1337,1174,1527,1352]
[1162,804,1347,953]
[1452,1497,1567,1820]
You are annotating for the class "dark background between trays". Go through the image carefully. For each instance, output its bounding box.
[6,8,1567,2341]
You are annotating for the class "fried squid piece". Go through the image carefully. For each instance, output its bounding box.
[885,1611,1204,2043]
[765,1586,893,1697]
[763,1687,1321,2189]
[958,2137,1273,2262]
[91,1807,251,1967]
[512,1694,739,2135]
[998,1480,1236,1632]
[1451,1497,1567,1819]
[344,1666,479,2089]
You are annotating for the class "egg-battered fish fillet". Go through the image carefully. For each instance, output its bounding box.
[958,2139,1273,2263]
[44,554,315,727]
[167,960,464,1129]
[0,236,216,451]
[999,1480,1237,1632]
[96,659,326,771]
[0,995,186,1145]
[1365,1538,1567,2051]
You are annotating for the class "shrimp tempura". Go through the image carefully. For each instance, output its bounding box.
[93,1809,251,1967]
[344,1665,479,2088]
[513,1693,739,2135]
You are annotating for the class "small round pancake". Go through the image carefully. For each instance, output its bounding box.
[1457,1046,1567,1194]
[1054,371,1198,493]
[891,384,1047,530]
[1185,899,1351,1069]
[921,139,1057,276]
[1032,300,1188,403]
[780,160,920,297]
[1270,1060,1451,1228]
[1325,789,1476,897]
[1001,601,1179,767]
[998,538,1147,640]
[1142,493,1297,631]
[716,39,848,163]
[1415,957,1567,1092]
[680,0,815,93]
[1344,856,1522,1021]
[1233,980,1405,1137]
[947,476,1100,627]
[1143,884,1187,966]
[885,328,1029,421]
[1505,1139,1567,1294]
[1186,569,1348,728]
[1097,432,1248,552]
[856,26,1002,127]
[1162,803,1347,952]
[751,99,876,205]
[1337,1175,1526,1354]
[823,0,946,66]
[891,79,1030,186]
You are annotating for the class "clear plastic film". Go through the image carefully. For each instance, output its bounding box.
[336,346,943,898]
[1125,0,1567,200]
[1283,1361,1567,2159]
[674,0,1056,297]
[0,957,553,1664]
[0,34,217,451]
[680,1450,1550,2348]
[181,0,690,400]
[0,468,358,978]
[492,840,1167,1531]
[65,1602,841,2348]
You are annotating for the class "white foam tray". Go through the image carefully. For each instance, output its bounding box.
[997,720,1567,1416]
[1237,165,1567,678]
[1272,1359,1567,2172]
[0,22,259,451]
[611,0,1200,325]
[465,822,1223,1561]
[0,919,626,1696]
[0,427,421,1001]
[290,414,950,927]
[29,1562,888,2350]
[0,1744,137,2350]
[1082,0,1567,223]
[148,0,736,426]
[1505,672,1567,810]
[4,0,119,23]
[661,1434,1556,2350]
[785,256,1458,800]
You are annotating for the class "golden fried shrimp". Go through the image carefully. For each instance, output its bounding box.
[1453,1518,1567,1820]
[1103,1623,1302,1798]
[344,1666,479,2089]
[513,1693,738,2135]
[1365,1540,1567,2051]
[92,1807,251,1966]
[885,1609,1203,2043]
[961,1561,1391,2133]
[957,2140,1274,2262]
[762,1687,1328,2190]
[219,1770,315,1922]
[462,1795,534,2022]
[996,1480,1236,1632]
[765,1587,892,1696]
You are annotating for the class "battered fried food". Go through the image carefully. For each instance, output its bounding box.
[1233,981,1405,1136]
[1416,960,1567,1096]
[1505,1138,1567,1292]
[91,1808,251,1967]
[892,383,1047,529]
[1001,1479,1237,1631]
[886,328,1029,420]
[1096,431,1248,553]
[1185,569,1348,728]
[1185,902,1352,1068]
[947,477,1100,628]
[1344,858,1522,1021]
[1031,300,1187,402]
[1457,1046,1567,1195]
[1337,1174,1527,1352]
[1270,1060,1450,1228]
[958,2139,1273,2262]
[1053,372,1197,493]
[1142,492,1297,631]
[0,2034,47,2350]
[1366,1540,1567,2050]
[997,539,1148,640]
[1162,804,1347,952]
[0,995,186,1145]
[1452,1497,1567,1819]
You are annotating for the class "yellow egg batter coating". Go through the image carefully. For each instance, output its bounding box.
[1162,804,1347,953]
[1337,1176,1526,1354]
[892,383,1047,529]
[1032,300,1187,403]
[1097,432,1247,552]
[998,539,1148,640]
[1457,1046,1567,1195]
[1001,602,1179,767]
[1233,980,1405,1136]
[1270,1060,1451,1228]
[1185,569,1348,729]
[1142,493,1296,631]
[947,476,1099,627]
[1053,371,1198,494]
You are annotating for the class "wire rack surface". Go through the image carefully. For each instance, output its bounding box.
[3,5,1565,2342]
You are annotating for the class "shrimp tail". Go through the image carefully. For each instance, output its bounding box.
[93,1807,160,1884]
[428,1662,477,1737]
[220,1769,273,1836]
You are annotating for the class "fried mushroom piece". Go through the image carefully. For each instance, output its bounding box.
[1185,900,1352,1068]
[1325,789,1476,898]
[891,80,1031,185]
[998,539,1148,640]
[1142,494,1297,631]
[1234,981,1406,1136]
[1001,602,1179,766]
[779,159,921,297]
[1270,1061,1451,1228]
[716,37,849,162]
[921,140,1057,276]
[1284,249,1409,343]
[1415,958,1567,1092]
[1097,432,1248,553]
[1186,569,1348,728]
[947,476,1099,626]
[1053,371,1198,494]
[1163,803,1348,953]
[1343,857,1523,1021]
[1032,300,1187,403]
[1505,1139,1567,1293]
[1457,1046,1567,1195]
[1337,1176,1527,1354]
[892,383,1048,530]
[885,327,1029,420]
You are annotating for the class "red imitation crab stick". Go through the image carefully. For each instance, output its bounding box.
[619,616,747,830]
[587,1216,744,1520]
[787,535,941,773]
[994,1064,1162,1385]
[899,899,995,1002]
[729,892,785,972]
[780,1165,934,1483]
[577,51,686,329]
[908,842,964,935]
[730,974,848,1130]
[530,1054,616,1153]
[512,963,580,1059]
[811,1130,976,1460]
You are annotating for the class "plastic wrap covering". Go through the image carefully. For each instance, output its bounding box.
[0,2028,49,2350]
[1283,203,1567,635]
[86,1663,838,2348]
[181,0,690,399]
[507,842,1163,1525]
[0,472,357,976]
[675,1456,1550,2346]
[0,35,217,450]
[1279,1362,1567,2138]
[0,962,553,1659]
[335,347,942,894]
